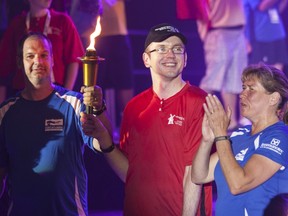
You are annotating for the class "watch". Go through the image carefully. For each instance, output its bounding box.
[92,100,107,116]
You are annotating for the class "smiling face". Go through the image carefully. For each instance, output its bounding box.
[142,36,187,82]
[22,35,54,86]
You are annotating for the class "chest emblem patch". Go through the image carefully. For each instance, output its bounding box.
[168,114,184,126]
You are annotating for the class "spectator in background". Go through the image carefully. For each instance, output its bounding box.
[176,0,249,130]
[176,0,209,21]
[69,0,101,48]
[244,0,288,71]
[0,0,84,103]
[197,0,248,131]
[50,0,67,12]
[95,0,134,133]
[68,0,101,93]
[5,0,67,23]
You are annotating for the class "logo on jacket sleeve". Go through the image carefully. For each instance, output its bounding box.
[260,138,283,155]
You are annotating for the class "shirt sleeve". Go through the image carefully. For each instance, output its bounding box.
[256,128,288,167]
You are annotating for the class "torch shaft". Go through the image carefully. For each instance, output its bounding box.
[79,50,104,114]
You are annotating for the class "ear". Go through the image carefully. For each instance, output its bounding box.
[184,52,187,68]
[142,52,150,68]
[269,92,281,106]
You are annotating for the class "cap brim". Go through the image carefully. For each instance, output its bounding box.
[144,32,187,50]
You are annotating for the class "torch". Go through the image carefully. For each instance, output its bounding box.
[79,16,104,114]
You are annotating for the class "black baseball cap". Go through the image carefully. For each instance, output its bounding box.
[144,23,187,50]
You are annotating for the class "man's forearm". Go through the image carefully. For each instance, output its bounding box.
[183,166,202,216]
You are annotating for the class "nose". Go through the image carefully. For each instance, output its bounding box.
[34,55,43,64]
[165,48,176,56]
[239,89,246,99]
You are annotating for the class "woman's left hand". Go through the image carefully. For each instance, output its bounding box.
[203,94,231,137]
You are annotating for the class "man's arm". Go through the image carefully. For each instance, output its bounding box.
[96,111,129,182]
[182,165,202,216]
[0,167,7,198]
[63,62,79,90]
[81,85,129,181]
[80,111,129,182]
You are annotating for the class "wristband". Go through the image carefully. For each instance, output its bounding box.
[214,136,230,143]
[93,100,107,116]
[100,143,115,153]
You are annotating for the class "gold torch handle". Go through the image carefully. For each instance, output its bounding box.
[79,50,104,114]
[83,62,98,114]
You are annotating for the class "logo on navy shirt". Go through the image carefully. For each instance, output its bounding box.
[45,119,63,131]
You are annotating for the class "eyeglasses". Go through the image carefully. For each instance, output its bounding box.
[148,46,185,54]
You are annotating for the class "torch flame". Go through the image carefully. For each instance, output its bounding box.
[87,16,102,51]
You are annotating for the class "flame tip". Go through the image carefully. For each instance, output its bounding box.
[86,16,102,50]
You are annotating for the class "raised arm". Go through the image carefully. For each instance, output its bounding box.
[191,113,218,184]
[80,111,129,182]
[81,86,129,182]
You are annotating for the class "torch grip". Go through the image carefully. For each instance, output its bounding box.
[83,64,98,114]
[82,56,99,114]
[86,106,94,114]
[79,50,104,114]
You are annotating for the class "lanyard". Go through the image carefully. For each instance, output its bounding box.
[26,10,51,36]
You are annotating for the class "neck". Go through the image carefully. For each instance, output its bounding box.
[251,116,279,135]
[29,8,49,18]
[22,83,54,101]
[153,79,186,99]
